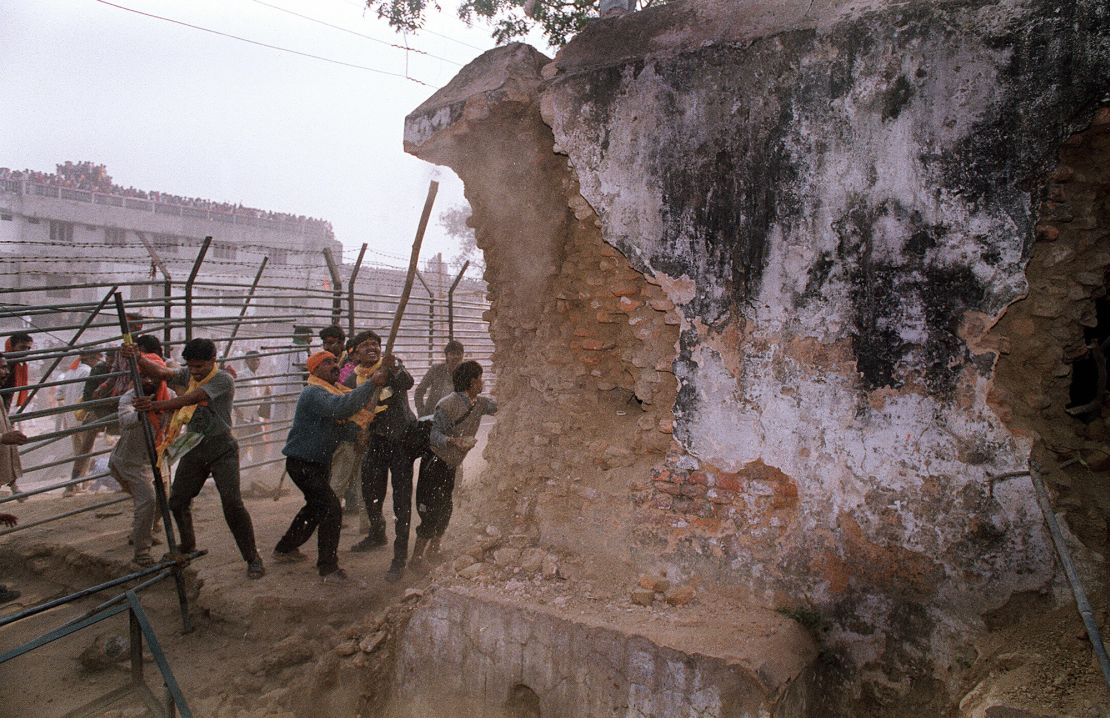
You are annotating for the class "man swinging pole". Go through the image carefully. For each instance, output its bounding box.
[111,293,194,630]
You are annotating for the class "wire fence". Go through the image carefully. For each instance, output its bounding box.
[0,242,493,538]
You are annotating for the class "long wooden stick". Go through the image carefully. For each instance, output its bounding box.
[386,180,438,355]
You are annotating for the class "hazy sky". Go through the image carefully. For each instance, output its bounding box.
[0,0,550,273]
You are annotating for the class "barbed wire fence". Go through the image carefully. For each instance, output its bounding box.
[0,237,492,536]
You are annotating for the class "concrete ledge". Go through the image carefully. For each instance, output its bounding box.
[388,586,816,718]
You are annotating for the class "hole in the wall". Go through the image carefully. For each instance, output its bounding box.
[1067,290,1110,418]
[504,683,541,718]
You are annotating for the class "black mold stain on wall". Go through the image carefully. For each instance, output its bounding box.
[941,1,1108,219]
[815,199,986,396]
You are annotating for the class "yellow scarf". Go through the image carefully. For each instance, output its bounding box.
[353,360,392,408]
[157,363,218,460]
[306,374,379,429]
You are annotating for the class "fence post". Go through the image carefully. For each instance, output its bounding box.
[415,271,434,367]
[347,243,368,340]
[184,236,212,342]
[13,285,120,414]
[447,261,469,342]
[135,231,173,352]
[322,248,343,329]
[222,257,268,360]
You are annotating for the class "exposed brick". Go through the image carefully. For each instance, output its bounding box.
[680,483,707,498]
[609,282,640,297]
[654,481,681,496]
[618,297,644,312]
[653,494,673,510]
[715,473,742,492]
[580,338,614,351]
[707,489,737,505]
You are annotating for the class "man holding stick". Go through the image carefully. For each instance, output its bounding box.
[125,338,265,580]
[275,350,383,582]
[111,350,171,567]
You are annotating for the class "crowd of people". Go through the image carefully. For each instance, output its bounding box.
[0,323,493,597]
[0,162,335,234]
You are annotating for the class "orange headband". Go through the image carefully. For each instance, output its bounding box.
[306,350,335,374]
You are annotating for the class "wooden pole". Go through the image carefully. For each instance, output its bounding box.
[386,180,438,355]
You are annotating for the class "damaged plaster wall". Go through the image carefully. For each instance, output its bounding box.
[405,0,1108,706]
[405,44,681,566]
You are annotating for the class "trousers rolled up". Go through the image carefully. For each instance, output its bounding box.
[168,434,259,563]
[415,451,457,540]
[70,425,100,480]
[329,441,369,532]
[277,456,341,575]
[108,458,157,556]
[360,436,414,564]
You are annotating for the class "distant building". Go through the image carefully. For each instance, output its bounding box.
[0,162,490,377]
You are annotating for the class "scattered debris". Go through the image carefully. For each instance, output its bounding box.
[359,631,386,654]
[78,633,128,671]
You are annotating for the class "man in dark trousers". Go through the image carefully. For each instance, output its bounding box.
[352,346,416,583]
[275,350,383,583]
[411,360,496,570]
[126,338,265,580]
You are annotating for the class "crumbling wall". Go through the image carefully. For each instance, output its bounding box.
[405,44,680,567]
[405,0,1109,710]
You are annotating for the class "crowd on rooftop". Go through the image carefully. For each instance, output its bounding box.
[0,161,334,235]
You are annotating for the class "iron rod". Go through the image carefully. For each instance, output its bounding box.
[222,256,268,360]
[323,247,343,328]
[347,243,368,339]
[448,261,470,341]
[0,495,128,536]
[0,551,206,629]
[11,286,117,415]
[112,291,192,633]
[1029,463,1110,689]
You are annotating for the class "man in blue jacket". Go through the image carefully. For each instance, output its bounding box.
[275,350,383,583]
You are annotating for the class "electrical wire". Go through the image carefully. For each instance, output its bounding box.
[248,0,463,66]
[92,0,438,88]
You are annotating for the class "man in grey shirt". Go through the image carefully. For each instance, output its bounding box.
[413,340,464,417]
[111,356,168,567]
[411,360,496,569]
[128,338,264,579]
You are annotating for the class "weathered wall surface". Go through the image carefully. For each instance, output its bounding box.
[388,587,815,718]
[405,0,1109,708]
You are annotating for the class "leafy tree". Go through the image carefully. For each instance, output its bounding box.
[368,0,668,48]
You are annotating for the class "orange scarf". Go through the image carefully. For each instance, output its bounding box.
[306,374,377,429]
[140,353,171,445]
[4,338,29,408]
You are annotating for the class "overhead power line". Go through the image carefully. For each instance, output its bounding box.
[330,0,488,51]
[92,0,437,88]
[248,0,463,66]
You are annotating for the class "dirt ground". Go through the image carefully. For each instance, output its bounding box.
[0,418,495,718]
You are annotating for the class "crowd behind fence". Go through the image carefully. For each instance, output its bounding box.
[0,253,493,537]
